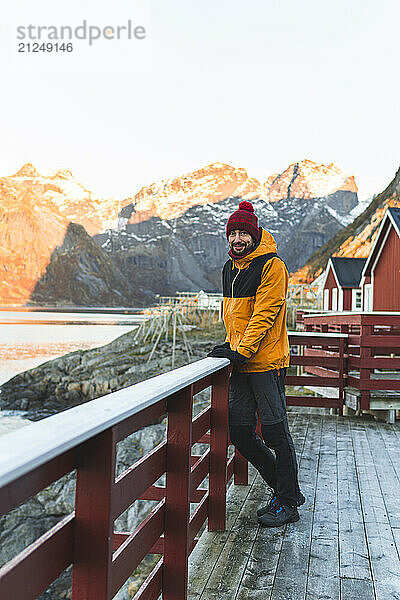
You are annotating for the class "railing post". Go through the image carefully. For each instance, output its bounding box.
[72,428,116,600]
[338,337,345,416]
[360,322,372,410]
[163,386,193,600]
[209,366,229,531]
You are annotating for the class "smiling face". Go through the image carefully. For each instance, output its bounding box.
[228,229,255,256]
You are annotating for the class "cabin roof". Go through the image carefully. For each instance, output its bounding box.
[330,257,367,288]
[388,207,400,235]
[362,206,400,278]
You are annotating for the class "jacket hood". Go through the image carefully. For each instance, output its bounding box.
[231,228,277,267]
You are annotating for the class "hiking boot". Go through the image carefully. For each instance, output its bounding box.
[297,490,306,507]
[257,490,305,518]
[257,494,278,518]
[258,503,300,528]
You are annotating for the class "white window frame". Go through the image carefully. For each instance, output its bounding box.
[338,288,344,312]
[364,284,373,311]
[332,288,338,311]
[323,288,329,311]
[352,288,362,311]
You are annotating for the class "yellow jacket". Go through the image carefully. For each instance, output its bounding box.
[222,228,290,372]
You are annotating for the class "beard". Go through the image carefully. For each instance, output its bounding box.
[229,239,255,256]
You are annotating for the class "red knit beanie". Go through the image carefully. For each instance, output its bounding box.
[226,201,260,242]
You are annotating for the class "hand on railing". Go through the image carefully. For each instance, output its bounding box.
[207,341,230,353]
[207,344,247,366]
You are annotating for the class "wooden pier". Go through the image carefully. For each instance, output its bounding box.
[189,411,400,600]
[1,332,399,600]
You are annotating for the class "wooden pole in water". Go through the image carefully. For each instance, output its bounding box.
[147,315,166,363]
[165,311,169,341]
[178,312,191,361]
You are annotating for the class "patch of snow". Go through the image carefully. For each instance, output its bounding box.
[347,197,371,222]
[325,205,346,225]
[326,197,371,227]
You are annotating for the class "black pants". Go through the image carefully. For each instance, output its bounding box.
[228,369,300,507]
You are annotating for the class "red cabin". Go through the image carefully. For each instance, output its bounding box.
[361,207,400,311]
[322,257,366,311]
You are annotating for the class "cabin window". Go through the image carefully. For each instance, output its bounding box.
[364,284,373,311]
[332,288,338,311]
[323,289,329,310]
[352,289,362,311]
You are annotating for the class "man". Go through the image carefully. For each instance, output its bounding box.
[209,200,304,527]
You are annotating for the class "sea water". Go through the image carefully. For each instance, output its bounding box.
[0,309,144,434]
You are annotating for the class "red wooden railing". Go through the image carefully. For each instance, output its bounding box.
[304,312,400,410]
[0,333,349,600]
[0,359,237,600]
[286,332,347,414]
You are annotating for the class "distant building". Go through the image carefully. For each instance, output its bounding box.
[322,257,367,311]
[360,207,400,311]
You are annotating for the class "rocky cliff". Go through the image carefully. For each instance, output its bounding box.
[30,222,152,306]
[291,166,400,283]
[96,160,360,294]
[0,164,125,305]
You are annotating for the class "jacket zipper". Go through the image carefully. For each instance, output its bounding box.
[230,265,240,349]
[231,268,239,298]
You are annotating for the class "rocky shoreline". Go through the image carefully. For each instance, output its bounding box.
[0,326,220,420]
[0,325,224,599]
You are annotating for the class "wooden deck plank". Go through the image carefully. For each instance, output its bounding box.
[351,420,400,600]
[188,415,400,600]
[189,414,306,600]
[392,528,400,559]
[235,526,284,600]
[376,423,400,486]
[340,577,376,600]
[365,421,400,528]
[337,418,372,582]
[350,420,389,524]
[362,522,400,600]
[306,416,340,600]
[188,467,258,600]
[309,416,338,540]
[198,475,265,600]
[392,421,400,445]
[236,413,311,599]
[287,412,310,464]
[269,415,323,600]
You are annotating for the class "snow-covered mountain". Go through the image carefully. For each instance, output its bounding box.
[0,164,129,305]
[0,159,361,304]
[96,160,360,295]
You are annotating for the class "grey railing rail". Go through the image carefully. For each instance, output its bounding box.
[288,330,348,339]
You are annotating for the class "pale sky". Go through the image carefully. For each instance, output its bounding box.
[0,0,399,202]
